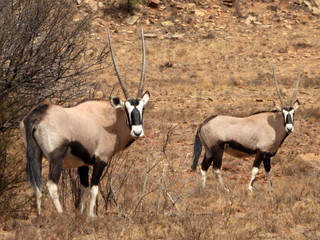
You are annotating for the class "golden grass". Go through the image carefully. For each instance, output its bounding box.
[2,1,320,239]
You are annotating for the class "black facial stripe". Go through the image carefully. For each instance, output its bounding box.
[286,114,293,124]
[125,99,144,128]
[131,108,142,125]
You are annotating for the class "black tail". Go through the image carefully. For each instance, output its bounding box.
[191,128,202,171]
[24,120,43,190]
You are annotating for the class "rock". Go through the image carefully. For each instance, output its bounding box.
[172,33,185,39]
[244,15,256,25]
[302,0,320,14]
[126,15,140,25]
[194,9,206,17]
[164,33,185,39]
[148,0,161,8]
[161,21,174,27]
[312,6,320,14]
[144,33,158,38]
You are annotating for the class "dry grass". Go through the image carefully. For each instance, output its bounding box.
[1,0,320,239]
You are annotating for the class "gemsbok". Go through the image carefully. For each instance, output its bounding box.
[20,29,150,216]
[191,68,300,192]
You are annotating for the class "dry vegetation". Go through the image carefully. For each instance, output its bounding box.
[1,0,320,239]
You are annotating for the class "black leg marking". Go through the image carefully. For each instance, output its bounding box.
[91,158,107,186]
[252,150,264,169]
[48,141,69,184]
[249,150,265,190]
[212,144,224,170]
[78,166,89,188]
[263,155,271,173]
[201,155,213,171]
[263,155,273,190]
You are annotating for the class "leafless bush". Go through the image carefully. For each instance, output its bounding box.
[0,0,107,132]
[0,0,107,216]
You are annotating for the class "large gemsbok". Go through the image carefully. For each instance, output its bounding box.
[20,29,150,216]
[192,68,300,192]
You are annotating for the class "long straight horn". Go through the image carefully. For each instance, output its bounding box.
[108,29,129,99]
[272,66,285,108]
[291,71,301,106]
[137,28,146,98]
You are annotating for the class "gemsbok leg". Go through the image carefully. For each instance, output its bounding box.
[88,159,107,217]
[263,155,272,192]
[211,144,229,192]
[78,166,90,214]
[201,144,229,192]
[248,151,264,192]
[46,144,68,213]
[200,157,213,189]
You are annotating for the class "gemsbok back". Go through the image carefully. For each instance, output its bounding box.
[192,68,300,192]
[20,29,150,216]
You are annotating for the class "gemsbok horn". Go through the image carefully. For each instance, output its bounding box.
[191,68,300,192]
[20,29,150,216]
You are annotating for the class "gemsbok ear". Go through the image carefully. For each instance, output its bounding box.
[110,97,124,108]
[141,91,150,105]
[293,99,300,111]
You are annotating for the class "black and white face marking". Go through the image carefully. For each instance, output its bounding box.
[125,99,146,137]
[282,107,295,133]
[281,100,299,133]
[110,91,150,138]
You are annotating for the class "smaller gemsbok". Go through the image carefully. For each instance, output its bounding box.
[20,29,150,216]
[192,68,300,192]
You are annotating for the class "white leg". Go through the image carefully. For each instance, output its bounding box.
[35,186,42,215]
[213,168,229,192]
[267,171,272,192]
[248,167,259,192]
[88,185,99,217]
[201,169,207,188]
[79,185,89,214]
[46,180,63,213]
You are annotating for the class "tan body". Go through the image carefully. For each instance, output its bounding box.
[21,101,132,169]
[200,112,287,158]
[192,106,298,192]
[20,100,139,217]
[192,68,300,193]
[21,29,150,217]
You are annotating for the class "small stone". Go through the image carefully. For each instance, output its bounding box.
[244,15,256,25]
[148,0,160,8]
[126,15,140,25]
[161,21,174,27]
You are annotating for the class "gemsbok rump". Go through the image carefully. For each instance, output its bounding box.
[191,68,300,192]
[20,29,150,216]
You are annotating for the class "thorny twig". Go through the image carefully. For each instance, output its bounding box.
[162,123,181,161]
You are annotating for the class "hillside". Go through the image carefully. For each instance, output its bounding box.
[1,0,320,239]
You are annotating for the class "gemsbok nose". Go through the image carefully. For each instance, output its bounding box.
[134,129,142,137]
[285,124,294,133]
